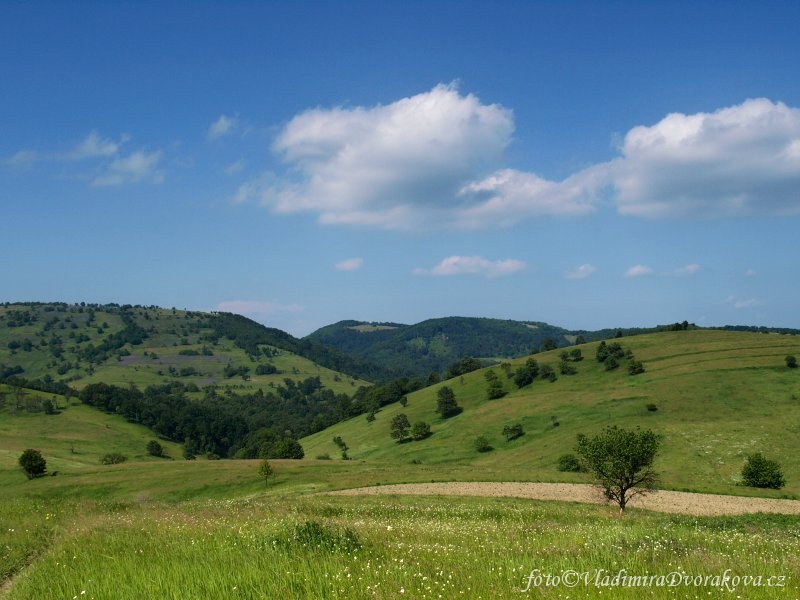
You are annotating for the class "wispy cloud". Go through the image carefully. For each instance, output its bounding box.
[2,149,39,170]
[565,264,597,280]
[334,257,364,271]
[208,114,239,140]
[65,131,124,160]
[726,296,761,309]
[669,263,702,276]
[625,264,654,278]
[224,158,246,175]
[216,300,303,317]
[414,255,525,278]
[92,150,165,186]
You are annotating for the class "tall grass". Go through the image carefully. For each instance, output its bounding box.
[6,495,799,599]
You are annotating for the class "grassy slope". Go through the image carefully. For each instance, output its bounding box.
[302,330,800,496]
[0,304,368,396]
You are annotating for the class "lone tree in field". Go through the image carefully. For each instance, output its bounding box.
[18,449,47,479]
[786,355,798,369]
[436,386,461,418]
[576,426,661,516]
[390,413,411,442]
[258,459,274,488]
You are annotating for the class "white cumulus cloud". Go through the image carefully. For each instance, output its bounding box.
[92,150,164,186]
[413,255,525,278]
[242,83,516,229]
[610,98,800,218]
[625,264,654,278]
[565,264,597,280]
[334,257,364,271]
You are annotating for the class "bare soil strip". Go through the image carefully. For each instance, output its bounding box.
[328,482,800,516]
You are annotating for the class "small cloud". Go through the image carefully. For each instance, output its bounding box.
[565,264,597,280]
[733,298,760,309]
[216,300,303,317]
[335,257,364,271]
[208,114,239,140]
[3,149,39,170]
[670,263,702,276]
[625,264,654,278]
[224,158,246,175]
[414,255,525,278]
[92,150,164,186]
[66,131,123,160]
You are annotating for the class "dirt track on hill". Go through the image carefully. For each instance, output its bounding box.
[328,482,800,516]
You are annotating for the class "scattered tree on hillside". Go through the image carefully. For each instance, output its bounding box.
[258,459,274,488]
[18,449,47,479]
[146,440,164,457]
[411,421,431,441]
[786,355,798,369]
[333,436,349,459]
[540,364,557,382]
[628,360,646,375]
[741,453,785,489]
[390,413,411,442]
[446,356,482,379]
[484,369,506,399]
[502,423,524,441]
[576,426,661,516]
[436,386,461,418]
[474,435,492,452]
[513,358,539,388]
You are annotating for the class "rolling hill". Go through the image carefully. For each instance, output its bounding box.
[305,316,576,379]
[301,329,800,496]
[0,302,375,395]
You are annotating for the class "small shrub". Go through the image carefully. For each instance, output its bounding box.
[146,440,164,457]
[786,355,798,369]
[283,521,361,553]
[540,364,557,382]
[646,403,658,412]
[474,435,492,453]
[100,452,127,465]
[628,360,646,375]
[605,356,619,371]
[502,423,524,441]
[741,453,785,489]
[557,453,583,472]
[18,449,46,479]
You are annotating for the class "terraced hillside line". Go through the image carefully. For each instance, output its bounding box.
[328,482,800,516]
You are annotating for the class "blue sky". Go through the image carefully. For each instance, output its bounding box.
[2,1,800,336]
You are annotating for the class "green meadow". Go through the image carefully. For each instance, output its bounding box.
[2,328,800,598]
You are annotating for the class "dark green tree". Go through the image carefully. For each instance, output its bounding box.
[576,426,661,515]
[411,421,431,441]
[786,355,798,369]
[390,413,411,441]
[474,435,492,452]
[436,386,461,418]
[146,440,164,457]
[502,424,524,441]
[18,449,47,479]
[513,358,539,388]
[741,453,785,489]
[484,369,506,399]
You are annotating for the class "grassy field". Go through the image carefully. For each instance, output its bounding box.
[3,328,800,598]
[302,330,800,497]
[4,493,799,599]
